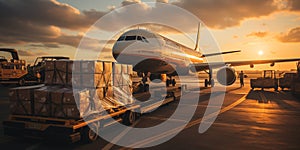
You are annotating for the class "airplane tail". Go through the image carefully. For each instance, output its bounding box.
[194,23,201,51]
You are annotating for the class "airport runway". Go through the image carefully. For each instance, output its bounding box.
[0,80,300,149]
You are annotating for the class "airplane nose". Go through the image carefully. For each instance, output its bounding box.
[112,42,124,60]
[112,41,138,60]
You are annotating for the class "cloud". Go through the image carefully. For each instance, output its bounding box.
[233,35,239,39]
[172,0,278,29]
[156,0,169,3]
[288,0,300,11]
[1,0,299,51]
[0,0,105,31]
[18,50,35,56]
[18,50,49,56]
[29,43,61,49]
[35,51,50,56]
[278,27,300,43]
[247,32,269,38]
[0,0,106,48]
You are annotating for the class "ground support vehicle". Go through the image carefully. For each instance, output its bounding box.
[279,72,297,90]
[250,70,279,91]
[0,49,29,85]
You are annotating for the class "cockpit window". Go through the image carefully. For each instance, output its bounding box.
[117,36,125,41]
[125,36,136,41]
[142,37,149,43]
[118,35,149,43]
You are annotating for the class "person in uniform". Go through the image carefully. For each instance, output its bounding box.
[239,71,245,87]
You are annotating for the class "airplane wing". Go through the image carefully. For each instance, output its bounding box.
[190,58,300,72]
[201,50,241,57]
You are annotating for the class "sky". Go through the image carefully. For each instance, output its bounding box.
[0,0,299,70]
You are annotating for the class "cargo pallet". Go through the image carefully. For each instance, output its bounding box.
[3,87,183,143]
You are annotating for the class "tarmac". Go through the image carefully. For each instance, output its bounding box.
[0,78,300,149]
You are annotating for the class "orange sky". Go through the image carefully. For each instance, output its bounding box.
[0,0,299,70]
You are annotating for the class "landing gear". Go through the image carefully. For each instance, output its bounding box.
[166,76,176,87]
[138,72,177,91]
[204,68,214,87]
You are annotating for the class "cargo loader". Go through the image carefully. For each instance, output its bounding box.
[250,70,279,91]
[2,60,183,143]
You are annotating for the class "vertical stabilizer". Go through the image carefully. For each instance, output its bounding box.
[194,23,201,51]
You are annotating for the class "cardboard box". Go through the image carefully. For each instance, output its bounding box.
[73,61,104,74]
[9,84,44,115]
[45,60,112,88]
[113,63,122,74]
[34,86,91,118]
[34,86,61,116]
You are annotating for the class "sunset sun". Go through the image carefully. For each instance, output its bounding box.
[258,50,264,56]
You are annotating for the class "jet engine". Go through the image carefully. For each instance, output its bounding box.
[216,67,236,86]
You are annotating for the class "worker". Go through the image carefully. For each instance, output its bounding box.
[239,71,245,87]
[142,75,149,92]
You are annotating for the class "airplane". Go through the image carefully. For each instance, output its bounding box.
[112,25,300,87]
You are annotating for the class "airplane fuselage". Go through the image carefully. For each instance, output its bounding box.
[112,29,203,75]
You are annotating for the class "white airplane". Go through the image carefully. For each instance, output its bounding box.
[112,26,300,87]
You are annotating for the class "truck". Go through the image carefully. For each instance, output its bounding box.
[0,48,69,86]
[2,60,182,143]
[250,70,279,91]
[279,72,297,90]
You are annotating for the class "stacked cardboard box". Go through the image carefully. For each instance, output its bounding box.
[51,88,90,119]
[9,84,45,115]
[45,60,113,88]
[33,86,91,119]
[9,60,134,119]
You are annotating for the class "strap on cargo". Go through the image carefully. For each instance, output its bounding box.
[36,90,52,116]
[16,90,29,115]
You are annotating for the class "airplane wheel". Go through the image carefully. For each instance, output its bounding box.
[122,111,136,126]
[166,79,170,87]
[172,79,176,86]
[81,122,100,143]
[205,79,208,87]
[211,79,215,87]
[144,84,149,92]
[18,79,25,86]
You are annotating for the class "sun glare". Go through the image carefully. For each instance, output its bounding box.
[258,50,264,56]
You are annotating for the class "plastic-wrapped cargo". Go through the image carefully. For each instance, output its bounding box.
[51,88,91,119]
[9,84,44,115]
[90,87,124,111]
[112,63,134,105]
